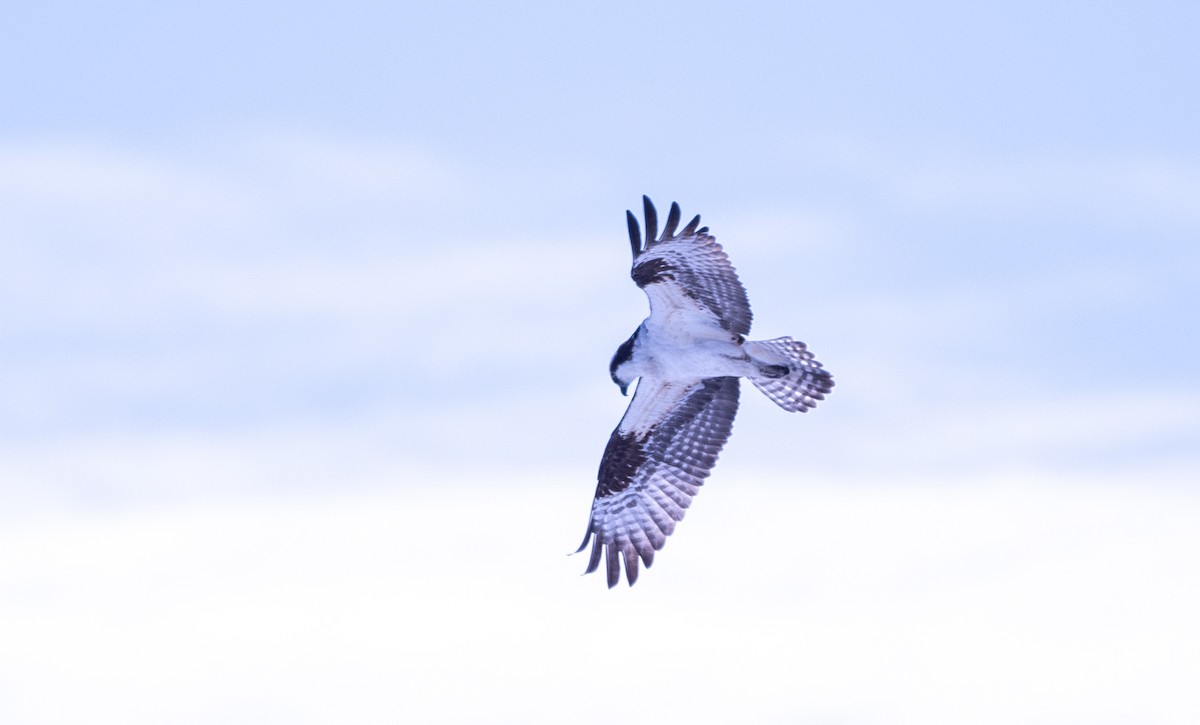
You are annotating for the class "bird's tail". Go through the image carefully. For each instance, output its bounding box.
[745,337,834,412]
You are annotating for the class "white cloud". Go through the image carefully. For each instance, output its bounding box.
[1,474,1197,725]
[784,135,1200,228]
[2,133,1194,512]
[247,131,465,202]
[0,141,248,222]
[898,153,1200,226]
[0,135,635,442]
[846,388,1200,471]
[0,134,625,329]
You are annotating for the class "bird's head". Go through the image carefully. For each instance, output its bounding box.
[609,332,638,396]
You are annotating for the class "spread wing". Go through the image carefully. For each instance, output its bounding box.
[576,376,741,587]
[626,196,753,336]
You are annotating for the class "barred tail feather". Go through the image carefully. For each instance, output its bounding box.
[745,337,834,412]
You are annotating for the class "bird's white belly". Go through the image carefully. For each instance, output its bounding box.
[633,326,748,381]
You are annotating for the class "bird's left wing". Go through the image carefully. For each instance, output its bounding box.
[627,196,753,336]
[576,375,741,587]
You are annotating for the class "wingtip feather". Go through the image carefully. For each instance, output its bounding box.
[574,526,592,555]
[681,214,701,237]
[625,210,641,260]
[605,544,620,589]
[624,547,639,586]
[584,535,603,575]
[642,196,658,246]
[663,202,681,239]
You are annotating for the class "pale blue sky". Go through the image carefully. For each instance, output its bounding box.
[1,2,1198,723]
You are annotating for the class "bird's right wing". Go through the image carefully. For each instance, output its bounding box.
[576,375,741,587]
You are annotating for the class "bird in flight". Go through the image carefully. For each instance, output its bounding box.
[576,196,834,588]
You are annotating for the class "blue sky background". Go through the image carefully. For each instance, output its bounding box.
[2,2,1198,723]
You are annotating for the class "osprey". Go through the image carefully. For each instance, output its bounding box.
[576,196,834,588]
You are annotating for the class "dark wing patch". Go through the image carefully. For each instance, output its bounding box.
[576,376,741,587]
[594,429,647,497]
[627,196,753,336]
[630,257,676,287]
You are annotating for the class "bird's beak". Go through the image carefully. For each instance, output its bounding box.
[619,383,629,396]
